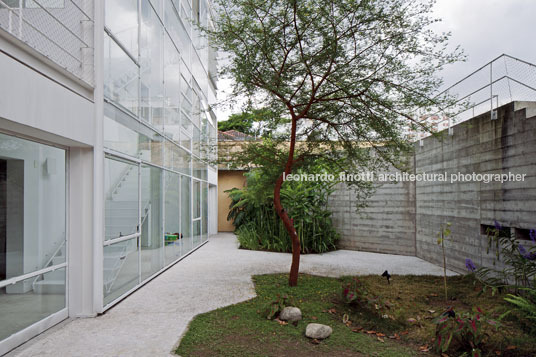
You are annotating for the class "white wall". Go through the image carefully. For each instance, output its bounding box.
[0,46,94,147]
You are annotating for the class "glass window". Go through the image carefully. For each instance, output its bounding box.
[0,133,67,342]
[193,180,201,219]
[193,158,206,180]
[140,165,164,281]
[0,133,66,280]
[103,239,139,305]
[164,171,180,264]
[138,125,164,167]
[181,176,192,254]
[180,130,192,153]
[104,157,139,240]
[163,34,181,142]
[141,0,164,131]
[104,103,141,158]
[105,0,138,57]
[164,141,190,175]
[0,268,66,341]
[192,125,201,157]
[104,33,139,116]
[202,182,208,241]
[193,220,201,247]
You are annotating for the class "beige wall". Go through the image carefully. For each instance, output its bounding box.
[218,170,247,232]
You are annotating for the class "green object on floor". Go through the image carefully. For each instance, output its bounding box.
[165,234,178,245]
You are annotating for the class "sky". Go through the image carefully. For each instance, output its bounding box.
[214,0,536,122]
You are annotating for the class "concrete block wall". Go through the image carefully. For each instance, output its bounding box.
[330,172,416,256]
[330,101,536,273]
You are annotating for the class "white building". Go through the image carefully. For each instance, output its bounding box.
[0,0,218,354]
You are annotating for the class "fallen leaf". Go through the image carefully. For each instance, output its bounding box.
[418,345,429,352]
[407,318,417,323]
[388,335,397,339]
[311,338,320,345]
[377,337,385,343]
[400,330,409,335]
[428,310,436,314]
[506,346,517,350]
[366,330,376,334]
[311,316,318,320]
[342,314,349,324]
[275,318,288,326]
[430,293,438,297]
[328,308,337,314]
[376,333,386,337]
[441,354,449,357]
[345,321,352,327]
[494,351,501,355]
[352,327,363,333]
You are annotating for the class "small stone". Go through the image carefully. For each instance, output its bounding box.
[305,323,332,339]
[279,307,302,322]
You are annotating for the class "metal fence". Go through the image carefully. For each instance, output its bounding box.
[0,0,94,86]
[410,54,536,141]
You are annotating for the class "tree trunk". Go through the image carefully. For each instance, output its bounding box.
[274,117,300,286]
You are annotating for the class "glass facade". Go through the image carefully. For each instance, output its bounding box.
[0,133,67,342]
[103,0,216,307]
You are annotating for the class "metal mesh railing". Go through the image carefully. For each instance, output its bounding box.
[410,54,536,141]
[0,0,94,86]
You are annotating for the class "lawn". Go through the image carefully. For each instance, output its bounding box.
[176,274,536,356]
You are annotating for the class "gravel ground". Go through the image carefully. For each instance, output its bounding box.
[9,233,456,357]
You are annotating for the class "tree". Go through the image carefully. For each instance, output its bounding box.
[208,0,462,286]
[218,108,289,137]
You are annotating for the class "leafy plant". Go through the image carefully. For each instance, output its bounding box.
[474,221,536,292]
[342,278,390,314]
[437,222,452,302]
[434,307,500,356]
[228,167,340,254]
[504,287,536,334]
[263,294,296,320]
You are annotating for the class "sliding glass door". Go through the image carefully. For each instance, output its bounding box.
[0,133,67,343]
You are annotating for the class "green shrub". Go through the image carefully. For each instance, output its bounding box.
[504,287,536,334]
[228,168,339,254]
[434,307,500,356]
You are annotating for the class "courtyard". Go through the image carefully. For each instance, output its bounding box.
[8,233,454,356]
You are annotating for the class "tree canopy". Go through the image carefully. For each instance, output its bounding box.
[208,0,463,286]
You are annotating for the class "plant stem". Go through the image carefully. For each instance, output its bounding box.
[442,232,448,302]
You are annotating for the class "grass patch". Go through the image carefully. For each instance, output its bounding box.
[176,274,536,356]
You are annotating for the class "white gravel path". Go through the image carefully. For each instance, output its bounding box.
[9,233,455,357]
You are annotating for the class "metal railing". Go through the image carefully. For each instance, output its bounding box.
[410,54,536,141]
[0,0,94,86]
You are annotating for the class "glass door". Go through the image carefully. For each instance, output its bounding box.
[0,132,67,345]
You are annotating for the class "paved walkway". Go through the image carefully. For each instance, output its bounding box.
[10,233,455,357]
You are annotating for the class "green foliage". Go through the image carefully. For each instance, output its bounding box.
[341,278,390,315]
[218,108,289,137]
[263,293,296,320]
[207,0,463,169]
[504,287,536,334]
[434,307,500,356]
[474,222,536,291]
[229,167,340,254]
